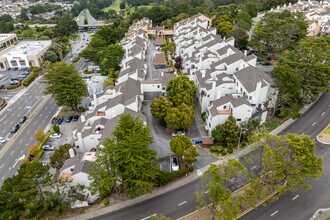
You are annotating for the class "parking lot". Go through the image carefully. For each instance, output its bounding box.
[0,69,31,88]
[39,115,80,165]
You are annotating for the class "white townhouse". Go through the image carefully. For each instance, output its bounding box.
[173,14,277,135]
[206,94,253,134]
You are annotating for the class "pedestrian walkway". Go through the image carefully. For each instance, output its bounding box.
[194,100,207,137]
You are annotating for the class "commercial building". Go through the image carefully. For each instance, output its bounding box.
[0,34,52,70]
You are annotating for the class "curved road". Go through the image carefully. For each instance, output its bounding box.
[90,92,330,220]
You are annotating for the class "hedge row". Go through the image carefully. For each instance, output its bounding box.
[35,132,52,159]
[23,67,40,86]
[7,82,22,90]
[156,168,191,186]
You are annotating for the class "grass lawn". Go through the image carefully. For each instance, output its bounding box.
[324,126,330,134]
[103,0,122,12]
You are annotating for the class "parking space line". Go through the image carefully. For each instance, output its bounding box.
[293,195,299,200]
[140,214,157,220]
[271,211,278,216]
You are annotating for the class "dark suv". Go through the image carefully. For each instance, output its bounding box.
[10,124,20,133]
[19,116,27,124]
[66,115,74,123]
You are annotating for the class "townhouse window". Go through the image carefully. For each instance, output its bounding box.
[236,82,238,86]
[228,87,233,89]
[223,106,227,109]
[252,104,256,107]
[157,85,160,88]
[240,88,243,92]
[249,96,252,100]
[10,60,18,66]
[236,68,239,71]
[209,122,211,127]
[237,119,241,122]
[207,94,210,97]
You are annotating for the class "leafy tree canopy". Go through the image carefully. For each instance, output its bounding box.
[43,62,87,110]
[165,103,194,130]
[211,115,240,148]
[170,135,199,164]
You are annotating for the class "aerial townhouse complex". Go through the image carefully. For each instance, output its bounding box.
[173,14,277,135]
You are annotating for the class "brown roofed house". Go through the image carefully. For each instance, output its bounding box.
[155,36,164,46]
[155,53,166,69]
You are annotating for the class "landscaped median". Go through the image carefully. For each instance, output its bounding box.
[179,182,286,220]
[317,124,330,145]
[22,131,51,164]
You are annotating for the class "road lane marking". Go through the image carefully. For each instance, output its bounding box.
[271,211,278,216]
[27,129,30,134]
[178,201,187,206]
[312,122,316,126]
[1,177,3,180]
[140,214,157,220]
[293,195,299,200]
[301,133,305,136]
[322,112,325,116]
[205,191,209,194]
[33,121,37,125]
[250,165,257,170]
[19,140,22,144]
[10,150,14,155]
[0,164,3,169]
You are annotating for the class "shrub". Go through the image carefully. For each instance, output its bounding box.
[227,148,233,154]
[155,168,190,186]
[7,82,22,90]
[34,130,45,142]
[189,166,194,172]
[103,198,109,206]
[201,112,207,121]
[221,151,227,156]
[29,145,39,157]
[23,69,39,86]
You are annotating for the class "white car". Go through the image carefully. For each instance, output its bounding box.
[171,157,179,171]
[0,137,7,144]
[172,131,185,137]
[50,133,62,139]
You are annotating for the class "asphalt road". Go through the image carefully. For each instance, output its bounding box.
[0,32,89,185]
[91,92,330,220]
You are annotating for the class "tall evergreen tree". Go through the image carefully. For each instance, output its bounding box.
[211,115,241,148]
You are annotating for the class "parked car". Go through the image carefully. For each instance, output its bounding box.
[22,71,30,76]
[51,117,58,124]
[171,157,179,171]
[193,139,202,145]
[10,124,20,133]
[42,144,55,151]
[10,80,19,85]
[261,61,271,66]
[57,117,63,125]
[66,115,74,123]
[172,131,185,137]
[18,116,27,124]
[50,133,62,139]
[72,115,79,122]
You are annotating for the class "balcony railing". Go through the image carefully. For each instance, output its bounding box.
[217,109,231,115]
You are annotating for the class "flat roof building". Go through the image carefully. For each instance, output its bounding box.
[0,34,52,70]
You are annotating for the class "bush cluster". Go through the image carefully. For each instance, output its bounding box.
[7,82,22,90]
[156,168,190,186]
[210,145,233,156]
[23,68,39,86]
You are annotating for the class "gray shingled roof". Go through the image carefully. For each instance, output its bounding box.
[160,73,177,87]
[60,153,83,173]
[210,95,252,117]
[72,160,92,175]
[196,70,211,88]
[234,66,273,93]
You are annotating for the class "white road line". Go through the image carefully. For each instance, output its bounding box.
[312,122,316,126]
[178,201,187,206]
[30,136,33,140]
[205,191,209,194]
[10,150,14,155]
[0,164,3,169]
[27,129,30,133]
[271,211,278,216]
[140,214,157,220]
[19,139,22,144]
[33,121,37,125]
[322,112,325,116]
[231,178,236,181]
[293,195,299,200]
[250,165,257,170]
[301,133,305,136]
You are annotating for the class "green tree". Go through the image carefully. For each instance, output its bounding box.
[29,144,39,157]
[250,11,307,59]
[90,114,159,198]
[99,44,125,73]
[34,130,45,142]
[165,103,194,130]
[43,62,87,110]
[273,36,330,117]
[44,51,58,63]
[55,13,78,37]
[227,28,249,49]
[0,14,14,33]
[52,123,60,134]
[215,15,233,37]
[211,115,240,148]
[50,144,71,170]
[166,75,197,107]
[150,96,173,121]
[170,136,199,165]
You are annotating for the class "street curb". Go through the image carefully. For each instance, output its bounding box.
[316,124,330,145]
